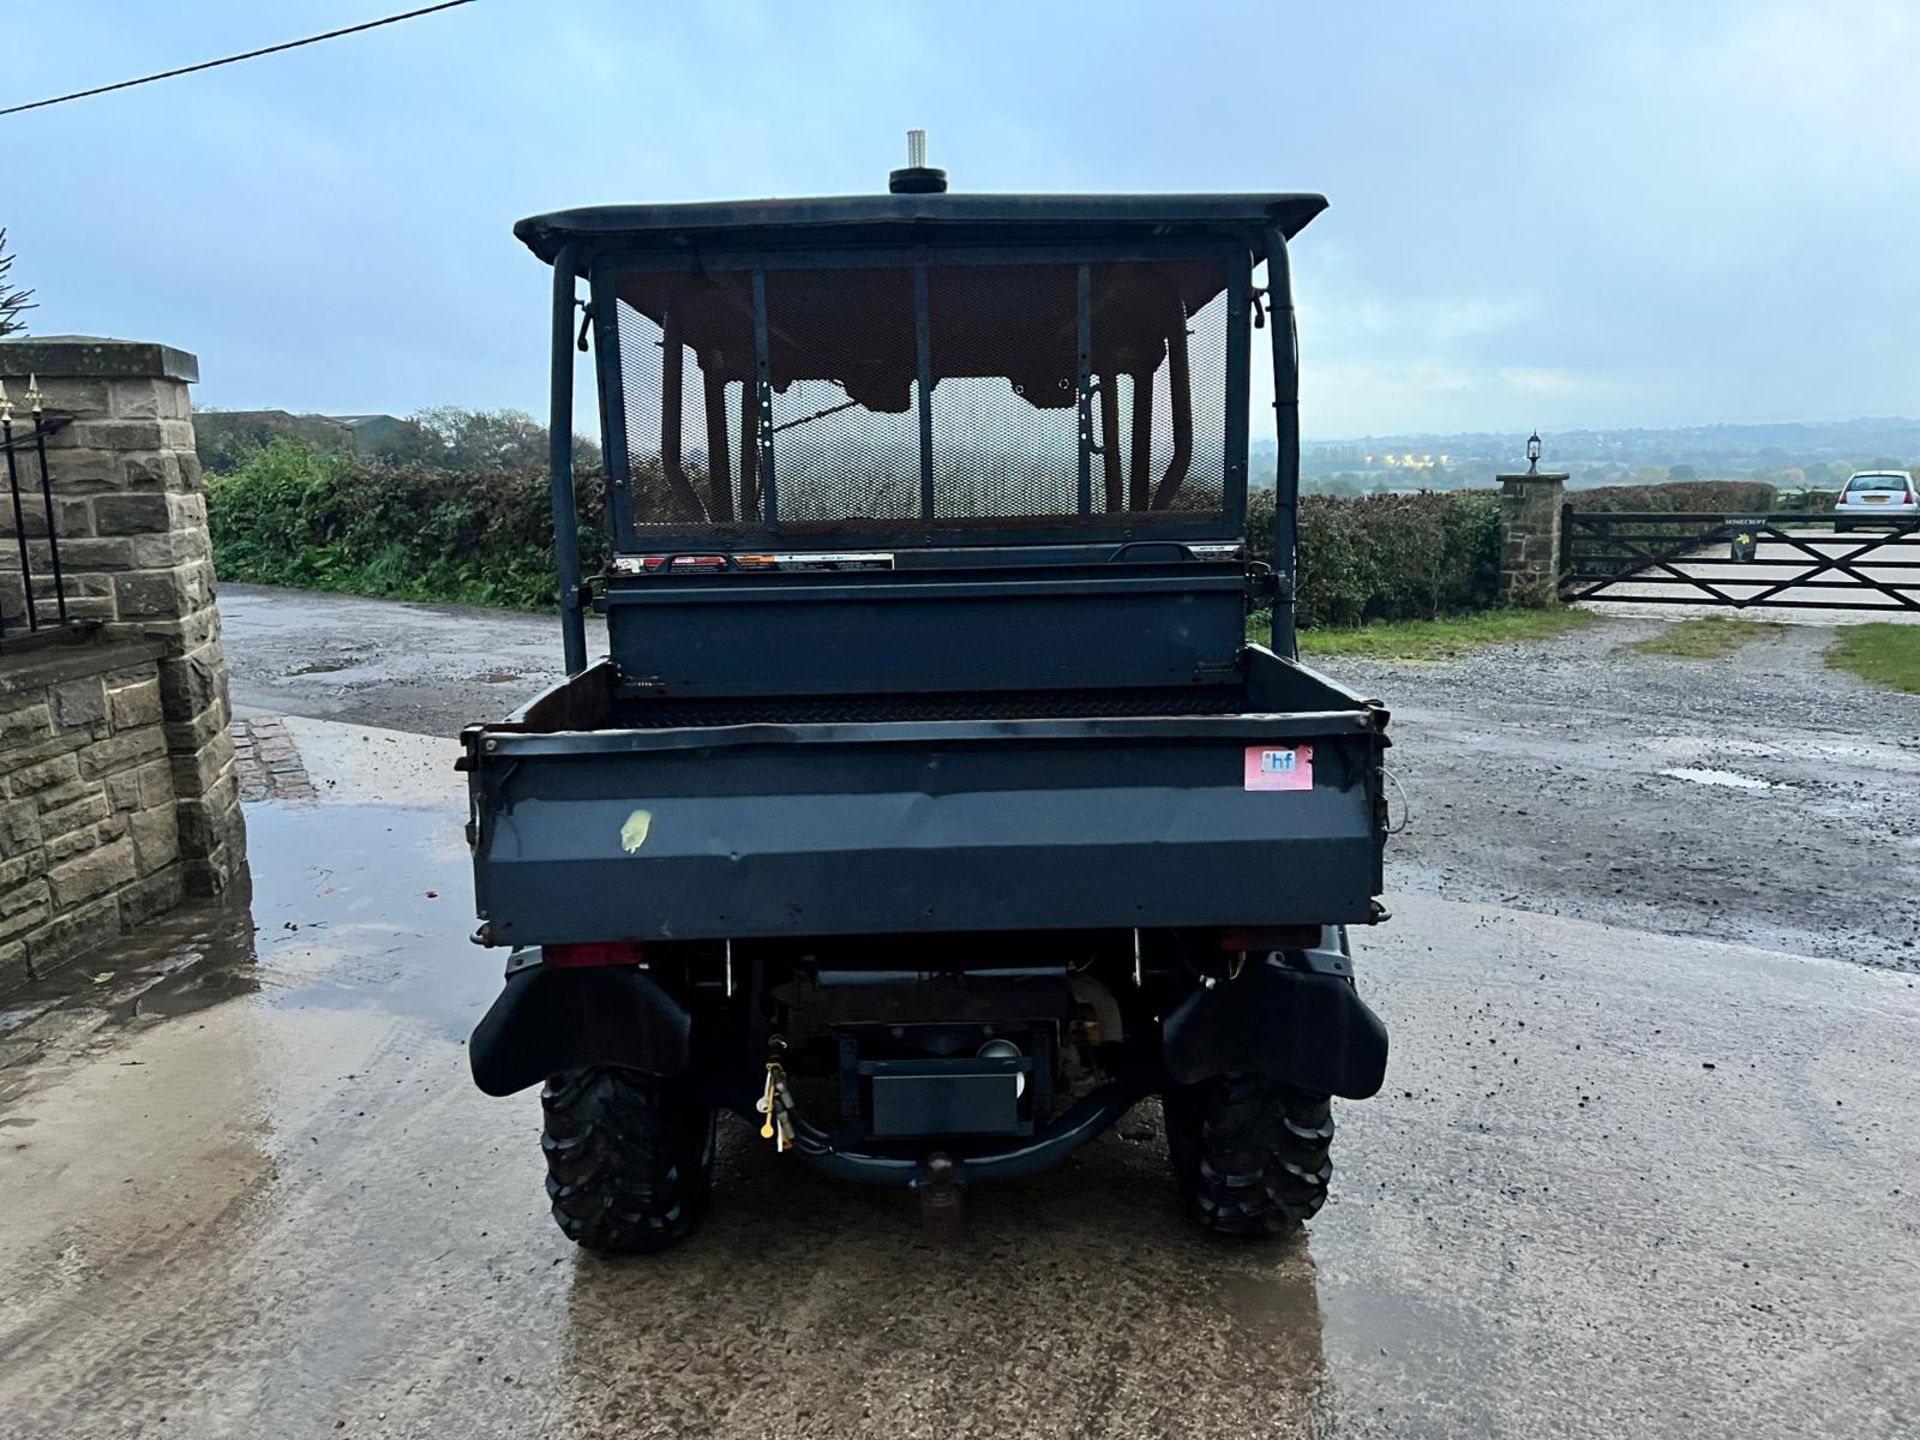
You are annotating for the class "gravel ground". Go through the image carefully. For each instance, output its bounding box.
[1312,615,1920,969]
[219,583,1920,971]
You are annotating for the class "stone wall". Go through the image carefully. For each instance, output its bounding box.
[0,336,244,986]
[0,636,180,988]
[1498,471,1568,607]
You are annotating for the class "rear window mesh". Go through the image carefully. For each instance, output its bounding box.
[766,267,922,522]
[604,257,1235,537]
[927,265,1081,520]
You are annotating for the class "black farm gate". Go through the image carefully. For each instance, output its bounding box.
[1559,509,1920,612]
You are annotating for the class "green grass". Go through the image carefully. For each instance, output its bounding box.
[1826,624,1920,695]
[1254,607,1597,661]
[1625,617,1784,659]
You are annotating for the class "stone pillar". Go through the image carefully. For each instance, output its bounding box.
[1498,470,1568,608]
[0,336,244,896]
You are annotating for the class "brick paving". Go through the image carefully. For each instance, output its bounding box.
[228,715,314,804]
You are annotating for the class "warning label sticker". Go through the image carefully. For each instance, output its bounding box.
[1244,744,1314,792]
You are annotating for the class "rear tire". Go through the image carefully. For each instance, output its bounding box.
[540,1067,715,1254]
[1163,1075,1334,1235]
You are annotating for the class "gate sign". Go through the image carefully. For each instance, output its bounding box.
[1730,527,1759,563]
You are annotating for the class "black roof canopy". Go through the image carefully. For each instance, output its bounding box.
[514,192,1327,268]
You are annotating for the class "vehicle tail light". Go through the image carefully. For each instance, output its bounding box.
[1217,926,1320,952]
[543,941,646,968]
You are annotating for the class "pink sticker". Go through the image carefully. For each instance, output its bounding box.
[1244,744,1314,791]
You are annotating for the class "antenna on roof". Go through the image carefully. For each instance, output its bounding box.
[889,128,948,195]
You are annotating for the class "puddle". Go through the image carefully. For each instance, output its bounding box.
[0,891,260,1044]
[1650,735,1920,777]
[5,802,487,1060]
[232,803,491,1035]
[1217,1267,1324,1337]
[122,959,262,1021]
[1658,766,1785,791]
[1648,736,1779,761]
[288,660,351,676]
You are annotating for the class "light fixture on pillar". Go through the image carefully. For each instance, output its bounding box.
[1526,430,1542,474]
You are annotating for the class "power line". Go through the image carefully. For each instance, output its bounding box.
[0,1,477,118]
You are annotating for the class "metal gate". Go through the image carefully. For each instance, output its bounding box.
[1559,509,1920,612]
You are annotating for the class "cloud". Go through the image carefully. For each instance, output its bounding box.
[12,0,1916,437]
[1300,358,1621,438]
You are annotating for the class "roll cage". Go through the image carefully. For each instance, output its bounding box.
[521,192,1322,673]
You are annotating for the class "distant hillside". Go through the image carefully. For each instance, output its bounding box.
[1289,417,1920,495]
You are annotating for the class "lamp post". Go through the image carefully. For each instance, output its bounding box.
[1499,431,1566,607]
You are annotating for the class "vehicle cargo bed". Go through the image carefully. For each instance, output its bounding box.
[465,648,1388,948]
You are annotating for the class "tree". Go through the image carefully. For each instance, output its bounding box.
[410,406,553,470]
[0,229,34,337]
[403,405,603,474]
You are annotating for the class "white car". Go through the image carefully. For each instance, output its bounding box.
[1833,470,1917,532]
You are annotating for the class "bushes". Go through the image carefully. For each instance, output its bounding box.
[210,442,1507,629]
[206,439,607,611]
[1571,479,1775,513]
[1248,489,1503,628]
[209,411,1883,633]
[1771,488,1839,514]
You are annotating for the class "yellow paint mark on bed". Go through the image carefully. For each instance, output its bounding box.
[620,809,653,854]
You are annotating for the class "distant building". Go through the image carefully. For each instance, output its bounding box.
[195,409,412,462]
[330,414,414,453]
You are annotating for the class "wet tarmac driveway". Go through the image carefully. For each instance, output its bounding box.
[2,719,1916,1438]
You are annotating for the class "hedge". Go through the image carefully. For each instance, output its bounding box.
[1569,479,1775,514]
[208,441,1507,629]
[205,440,607,611]
[1248,489,1503,628]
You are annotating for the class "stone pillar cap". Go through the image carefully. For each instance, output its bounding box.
[1497,470,1569,483]
[0,335,198,383]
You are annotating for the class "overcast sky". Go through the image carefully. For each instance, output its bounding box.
[8,1,1916,439]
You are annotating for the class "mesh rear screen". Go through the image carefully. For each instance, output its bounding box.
[928,265,1081,519]
[765,267,922,522]
[605,256,1234,537]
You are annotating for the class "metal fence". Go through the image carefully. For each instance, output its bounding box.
[0,378,74,650]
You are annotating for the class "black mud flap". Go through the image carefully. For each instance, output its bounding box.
[1161,958,1388,1099]
[468,965,692,1098]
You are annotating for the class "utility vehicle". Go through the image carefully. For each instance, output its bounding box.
[462,142,1392,1252]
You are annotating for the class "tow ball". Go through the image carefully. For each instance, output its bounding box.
[918,1152,963,1242]
[757,1049,967,1240]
